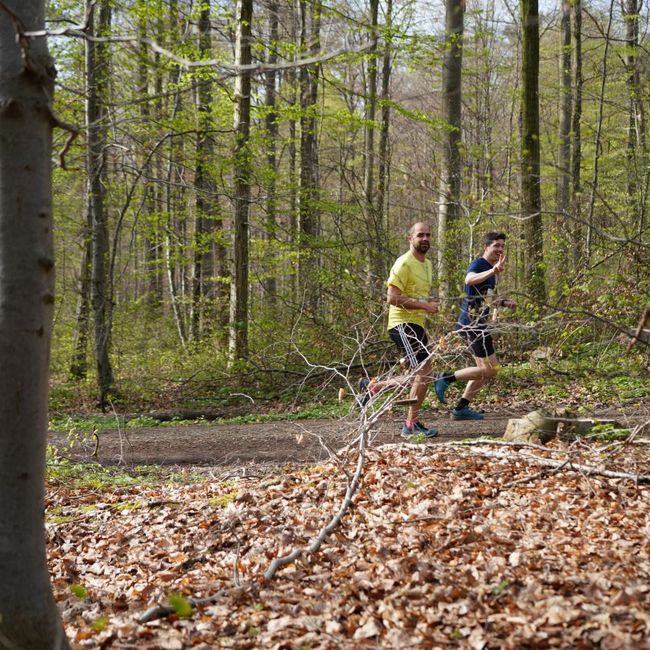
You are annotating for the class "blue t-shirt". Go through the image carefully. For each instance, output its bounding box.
[457,257,496,327]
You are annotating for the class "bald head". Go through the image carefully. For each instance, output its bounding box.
[408,223,431,258]
[409,222,430,237]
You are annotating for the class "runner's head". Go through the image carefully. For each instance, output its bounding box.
[408,222,431,256]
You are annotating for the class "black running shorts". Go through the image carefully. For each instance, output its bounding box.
[388,323,429,368]
[457,324,495,358]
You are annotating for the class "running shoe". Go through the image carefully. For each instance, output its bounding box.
[434,372,450,404]
[451,406,485,420]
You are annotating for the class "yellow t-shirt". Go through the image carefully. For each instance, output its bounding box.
[386,251,433,330]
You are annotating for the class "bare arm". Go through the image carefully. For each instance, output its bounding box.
[465,254,506,286]
[386,284,439,314]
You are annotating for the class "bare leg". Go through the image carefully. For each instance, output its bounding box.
[461,354,498,402]
[407,360,432,422]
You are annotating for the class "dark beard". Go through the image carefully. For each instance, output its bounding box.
[415,242,430,254]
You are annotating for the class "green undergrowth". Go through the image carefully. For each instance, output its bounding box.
[45,453,210,488]
[49,401,351,435]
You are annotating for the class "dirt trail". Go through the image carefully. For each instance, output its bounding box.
[48,408,648,471]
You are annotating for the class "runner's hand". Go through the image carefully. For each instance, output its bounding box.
[423,299,440,314]
[493,254,506,274]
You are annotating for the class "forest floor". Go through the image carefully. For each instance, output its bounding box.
[48,400,650,649]
[49,402,650,473]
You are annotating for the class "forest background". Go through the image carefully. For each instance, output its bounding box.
[48,0,648,416]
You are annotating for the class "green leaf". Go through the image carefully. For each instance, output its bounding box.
[167,593,193,618]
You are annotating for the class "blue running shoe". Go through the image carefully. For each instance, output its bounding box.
[414,421,439,438]
[401,421,439,438]
[357,377,371,407]
[452,406,484,421]
[434,372,450,404]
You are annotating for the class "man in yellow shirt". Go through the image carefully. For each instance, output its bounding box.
[360,222,440,438]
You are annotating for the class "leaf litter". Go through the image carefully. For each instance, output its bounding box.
[47,438,650,648]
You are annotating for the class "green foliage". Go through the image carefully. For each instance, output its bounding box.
[46,457,205,488]
[587,423,632,442]
[70,584,88,600]
[208,492,237,508]
[167,593,193,618]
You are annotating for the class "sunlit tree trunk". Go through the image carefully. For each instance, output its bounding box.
[556,0,571,264]
[229,0,253,362]
[0,1,70,646]
[69,205,92,379]
[520,0,546,301]
[437,0,464,300]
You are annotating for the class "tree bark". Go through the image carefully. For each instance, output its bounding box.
[376,0,393,255]
[437,0,465,300]
[570,0,583,267]
[520,0,546,301]
[0,1,70,646]
[86,0,115,408]
[363,0,384,290]
[623,0,647,228]
[229,0,253,363]
[556,0,571,262]
[191,0,217,341]
[263,0,279,305]
[297,0,321,312]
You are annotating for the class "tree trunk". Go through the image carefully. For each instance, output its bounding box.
[87,0,115,408]
[520,0,546,301]
[570,0,583,267]
[298,0,321,312]
[69,204,92,379]
[437,0,465,300]
[0,1,70,646]
[138,3,163,308]
[623,0,647,228]
[191,0,216,341]
[364,0,382,290]
[229,0,253,363]
[585,0,614,263]
[556,0,571,263]
[263,0,279,305]
[376,0,393,257]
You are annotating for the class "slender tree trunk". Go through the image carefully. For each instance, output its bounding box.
[556,0,572,263]
[288,0,299,301]
[69,205,92,378]
[137,3,162,308]
[585,0,614,263]
[229,0,253,363]
[571,0,583,267]
[264,0,279,305]
[364,0,382,289]
[0,1,70,646]
[87,0,115,407]
[376,0,393,257]
[298,0,321,311]
[437,0,465,300]
[623,0,646,228]
[191,0,216,341]
[520,0,546,301]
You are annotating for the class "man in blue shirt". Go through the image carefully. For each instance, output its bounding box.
[434,232,517,419]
